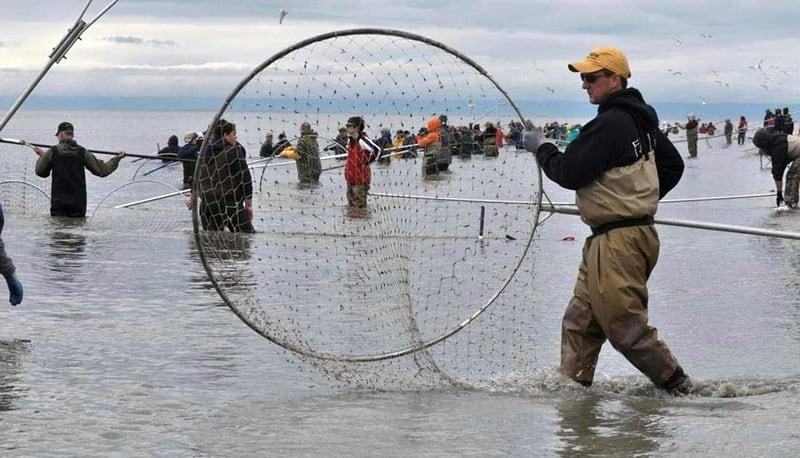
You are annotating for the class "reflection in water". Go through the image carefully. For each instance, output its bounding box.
[0,340,29,412]
[555,394,668,457]
[198,231,255,293]
[183,234,219,293]
[47,228,88,275]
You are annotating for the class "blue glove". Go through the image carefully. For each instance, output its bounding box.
[523,128,546,153]
[6,275,22,306]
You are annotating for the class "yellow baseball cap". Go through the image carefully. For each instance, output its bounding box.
[568,47,631,78]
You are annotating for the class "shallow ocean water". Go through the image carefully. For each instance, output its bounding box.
[0,110,798,457]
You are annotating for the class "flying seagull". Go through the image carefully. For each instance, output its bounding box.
[279,9,288,24]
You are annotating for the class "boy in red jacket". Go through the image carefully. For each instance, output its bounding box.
[344,116,381,208]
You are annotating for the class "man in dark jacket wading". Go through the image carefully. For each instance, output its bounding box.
[33,122,126,218]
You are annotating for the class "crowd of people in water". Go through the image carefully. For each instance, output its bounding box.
[144,116,537,227]
[659,107,795,144]
[254,118,529,162]
[155,119,531,176]
[146,105,797,213]
[154,106,799,175]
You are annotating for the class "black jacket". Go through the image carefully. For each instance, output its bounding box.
[753,128,790,181]
[536,88,683,199]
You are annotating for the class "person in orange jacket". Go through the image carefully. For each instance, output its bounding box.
[417,116,442,178]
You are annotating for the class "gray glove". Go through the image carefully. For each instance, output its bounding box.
[523,128,546,153]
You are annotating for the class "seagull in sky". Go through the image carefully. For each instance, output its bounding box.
[698,96,708,105]
[531,59,545,72]
[699,33,712,39]
[278,9,288,24]
[545,86,555,94]
[671,36,682,45]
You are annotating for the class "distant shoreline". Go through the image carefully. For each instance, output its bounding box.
[2,96,793,125]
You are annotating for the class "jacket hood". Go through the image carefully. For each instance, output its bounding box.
[57,139,83,156]
[753,128,782,149]
[426,116,441,133]
[168,135,179,147]
[599,88,658,130]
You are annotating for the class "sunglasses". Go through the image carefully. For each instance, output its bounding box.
[580,71,613,83]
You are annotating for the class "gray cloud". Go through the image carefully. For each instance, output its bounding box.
[0,0,799,107]
[103,36,144,45]
[102,36,176,47]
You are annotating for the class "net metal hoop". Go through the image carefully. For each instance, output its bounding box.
[0,180,51,202]
[193,28,544,362]
[89,179,185,223]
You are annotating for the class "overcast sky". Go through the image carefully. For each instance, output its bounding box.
[1,0,799,108]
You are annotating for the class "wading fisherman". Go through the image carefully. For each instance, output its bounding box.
[524,47,690,394]
[33,122,126,218]
[190,119,254,232]
[752,128,800,208]
[417,116,442,178]
[157,134,179,162]
[344,116,380,208]
[682,114,699,158]
[179,131,200,190]
[295,122,322,186]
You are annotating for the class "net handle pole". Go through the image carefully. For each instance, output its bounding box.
[114,188,189,209]
[248,143,422,171]
[0,0,120,133]
[142,161,180,176]
[544,204,800,240]
[372,191,775,206]
[0,137,195,162]
[370,193,800,240]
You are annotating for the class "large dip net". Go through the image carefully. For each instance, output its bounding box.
[192,29,545,390]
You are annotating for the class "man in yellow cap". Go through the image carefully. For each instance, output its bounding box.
[524,47,691,394]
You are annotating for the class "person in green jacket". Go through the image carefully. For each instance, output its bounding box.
[295,122,322,186]
[683,114,698,158]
